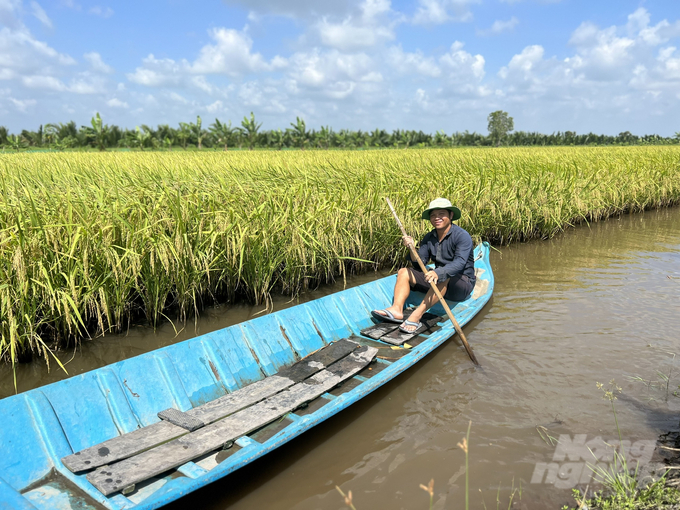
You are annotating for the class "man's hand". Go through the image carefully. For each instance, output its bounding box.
[425,270,439,284]
[402,236,415,248]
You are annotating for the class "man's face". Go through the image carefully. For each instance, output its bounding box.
[429,209,452,229]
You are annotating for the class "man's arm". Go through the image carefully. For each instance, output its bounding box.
[433,229,473,281]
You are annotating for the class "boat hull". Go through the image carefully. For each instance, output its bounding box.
[0,243,493,509]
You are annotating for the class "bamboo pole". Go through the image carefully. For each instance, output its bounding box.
[385,198,479,366]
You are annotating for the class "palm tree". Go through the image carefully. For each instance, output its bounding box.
[290,117,309,150]
[370,128,389,148]
[210,119,237,151]
[188,116,207,149]
[177,123,191,149]
[433,130,449,147]
[131,126,152,150]
[7,134,26,151]
[240,112,261,150]
[87,113,109,151]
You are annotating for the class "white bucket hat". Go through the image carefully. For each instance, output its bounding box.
[421,198,461,221]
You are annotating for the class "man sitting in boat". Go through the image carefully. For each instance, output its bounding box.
[372,198,476,334]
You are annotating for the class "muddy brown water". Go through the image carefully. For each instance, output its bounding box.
[2,208,680,509]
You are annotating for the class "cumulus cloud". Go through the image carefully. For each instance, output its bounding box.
[191,28,281,75]
[287,49,375,90]
[106,97,128,108]
[492,7,680,131]
[127,55,185,87]
[3,2,680,136]
[314,0,396,51]
[412,0,477,25]
[387,45,441,77]
[84,52,113,73]
[127,27,286,89]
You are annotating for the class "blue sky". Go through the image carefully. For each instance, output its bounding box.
[1,0,679,135]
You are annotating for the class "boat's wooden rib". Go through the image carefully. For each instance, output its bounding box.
[63,339,359,473]
[0,243,494,510]
[87,346,378,496]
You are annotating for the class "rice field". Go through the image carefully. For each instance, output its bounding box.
[1,147,679,366]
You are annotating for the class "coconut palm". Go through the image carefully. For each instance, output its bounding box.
[209,119,237,151]
[177,123,191,150]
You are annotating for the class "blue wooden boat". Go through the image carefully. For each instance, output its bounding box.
[0,242,493,510]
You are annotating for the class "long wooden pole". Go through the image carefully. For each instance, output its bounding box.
[385,198,479,366]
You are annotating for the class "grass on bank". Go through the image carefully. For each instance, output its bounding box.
[1,147,680,368]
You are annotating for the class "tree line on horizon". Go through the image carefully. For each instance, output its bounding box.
[1,111,678,151]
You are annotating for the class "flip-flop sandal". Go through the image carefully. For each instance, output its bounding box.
[371,309,403,324]
[398,319,422,334]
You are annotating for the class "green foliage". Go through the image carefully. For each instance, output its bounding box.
[487,111,514,146]
[1,147,679,370]
[565,480,680,509]
[2,114,679,151]
[209,119,236,151]
[289,116,309,149]
[240,112,261,150]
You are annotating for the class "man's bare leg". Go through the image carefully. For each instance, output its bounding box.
[374,267,417,321]
[401,279,449,333]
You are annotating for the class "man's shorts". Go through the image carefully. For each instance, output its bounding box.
[408,268,475,302]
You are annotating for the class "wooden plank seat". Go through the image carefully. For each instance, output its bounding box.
[86,345,378,496]
[360,311,444,345]
[62,338,360,474]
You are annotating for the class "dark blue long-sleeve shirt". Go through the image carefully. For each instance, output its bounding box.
[412,225,476,284]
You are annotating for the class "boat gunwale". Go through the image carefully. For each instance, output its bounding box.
[0,242,494,510]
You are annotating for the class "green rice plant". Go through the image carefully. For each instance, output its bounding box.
[1,147,679,374]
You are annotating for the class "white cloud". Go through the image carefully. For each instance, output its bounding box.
[387,45,441,77]
[22,75,68,90]
[206,100,224,113]
[127,55,184,87]
[128,28,286,88]
[412,0,477,25]
[191,28,278,75]
[168,91,190,104]
[69,77,101,94]
[84,52,113,73]
[315,0,397,51]
[478,16,518,36]
[317,19,394,51]
[30,1,52,28]
[440,41,485,81]
[287,49,375,90]
[106,97,128,108]
[20,73,104,94]
[9,97,36,112]
[222,0,354,20]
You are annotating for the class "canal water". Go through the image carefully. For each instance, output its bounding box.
[2,207,679,509]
